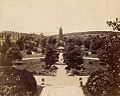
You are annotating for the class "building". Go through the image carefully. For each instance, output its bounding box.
[57,27,64,52]
[58,27,64,46]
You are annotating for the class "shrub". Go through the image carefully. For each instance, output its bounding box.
[0,67,37,96]
[85,69,120,96]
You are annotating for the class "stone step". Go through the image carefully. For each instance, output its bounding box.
[40,86,85,96]
[34,76,89,86]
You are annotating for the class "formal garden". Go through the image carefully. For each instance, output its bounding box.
[0,18,120,95]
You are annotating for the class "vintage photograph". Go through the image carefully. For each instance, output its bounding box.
[0,0,120,96]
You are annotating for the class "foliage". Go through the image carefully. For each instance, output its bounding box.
[64,36,83,70]
[86,34,120,96]
[82,86,92,96]
[44,36,58,67]
[74,36,83,46]
[107,18,120,31]
[0,34,12,65]
[47,36,57,45]
[40,37,47,54]
[64,42,83,69]
[0,67,38,96]
[16,33,46,52]
[45,44,58,67]
[40,37,47,48]
[84,37,91,49]
[5,45,22,65]
[90,35,102,52]
[16,36,24,51]
[65,36,83,46]
[97,34,120,70]
[0,34,12,54]
[97,34,120,93]
[85,69,118,96]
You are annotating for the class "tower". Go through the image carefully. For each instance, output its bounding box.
[58,27,64,46]
[59,27,63,41]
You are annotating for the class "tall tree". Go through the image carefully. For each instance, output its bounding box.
[90,35,102,53]
[64,37,83,69]
[44,36,58,67]
[45,44,58,67]
[0,34,12,65]
[86,34,120,96]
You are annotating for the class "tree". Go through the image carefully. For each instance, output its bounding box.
[107,18,120,31]
[64,36,83,69]
[86,34,120,96]
[45,44,58,67]
[84,37,91,49]
[44,36,58,67]
[98,34,120,71]
[47,36,57,45]
[5,45,22,65]
[64,42,83,69]
[40,37,47,54]
[16,36,24,51]
[98,34,120,87]
[64,36,75,46]
[90,35,102,53]
[86,69,116,96]
[74,36,83,46]
[0,34,12,65]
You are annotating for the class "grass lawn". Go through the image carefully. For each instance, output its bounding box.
[67,54,107,76]
[81,59,107,75]
[16,54,57,76]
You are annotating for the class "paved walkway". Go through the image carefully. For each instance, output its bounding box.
[29,53,90,96]
[40,86,85,96]
[56,65,67,76]
[35,65,89,86]
[35,65,89,96]
[35,75,88,86]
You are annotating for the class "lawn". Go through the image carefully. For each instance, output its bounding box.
[66,53,107,76]
[19,52,107,76]
[81,59,107,75]
[16,53,58,76]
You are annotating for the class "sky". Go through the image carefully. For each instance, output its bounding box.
[0,0,120,35]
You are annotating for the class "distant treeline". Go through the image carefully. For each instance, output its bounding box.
[0,31,45,40]
[63,31,120,36]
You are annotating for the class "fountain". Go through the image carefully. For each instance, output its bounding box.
[56,50,67,76]
[58,50,64,64]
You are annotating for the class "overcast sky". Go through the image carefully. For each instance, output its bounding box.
[0,0,120,35]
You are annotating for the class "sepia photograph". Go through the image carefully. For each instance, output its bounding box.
[0,0,120,96]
